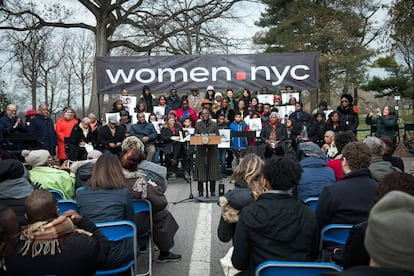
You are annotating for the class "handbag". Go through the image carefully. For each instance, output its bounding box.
[220,246,241,276]
[146,183,168,212]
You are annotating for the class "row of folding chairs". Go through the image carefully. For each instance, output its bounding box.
[55,198,153,276]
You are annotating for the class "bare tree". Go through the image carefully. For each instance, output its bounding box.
[0,0,245,114]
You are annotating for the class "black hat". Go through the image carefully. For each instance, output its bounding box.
[341,94,353,104]
[142,85,150,92]
[0,159,24,181]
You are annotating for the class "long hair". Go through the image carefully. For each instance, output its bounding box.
[90,153,126,190]
[232,153,264,184]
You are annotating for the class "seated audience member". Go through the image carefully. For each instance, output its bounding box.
[321,130,338,159]
[296,142,335,200]
[260,112,287,157]
[5,190,109,275]
[97,116,126,155]
[309,111,326,147]
[122,136,168,192]
[381,136,404,171]
[325,110,345,133]
[63,150,102,189]
[363,136,401,182]
[316,142,377,230]
[342,172,414,269]
[22,149,75,199]
[0,159,33,226]
[77,153,134,270]
[120,149,181,263]
[218,154,264,243]
[119,110,133,136]
[365,105,398,142]
[0,207,19,275]
[160,115,186,179]
[334,191,414,275]
[326,131,357,180]
[130,111,158,161]
[232,156,318,274]
[68,117,95,161]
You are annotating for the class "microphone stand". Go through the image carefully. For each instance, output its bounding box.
[173,139,195,204]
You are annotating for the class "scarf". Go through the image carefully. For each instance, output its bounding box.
[19,216,92,257]
[123,169,157,199]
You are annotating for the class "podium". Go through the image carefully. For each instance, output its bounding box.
[190,135,221,201]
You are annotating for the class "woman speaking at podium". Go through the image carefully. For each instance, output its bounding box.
[194,108,222,197]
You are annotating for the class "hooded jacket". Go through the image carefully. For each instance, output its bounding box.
[232,192,319,274]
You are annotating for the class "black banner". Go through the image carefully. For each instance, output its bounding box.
[96,52,319,94]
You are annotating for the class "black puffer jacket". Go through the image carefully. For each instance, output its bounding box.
[337,105,359,133]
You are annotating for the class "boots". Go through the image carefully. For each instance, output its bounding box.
[198,182,204,197]
[210,181,216,197]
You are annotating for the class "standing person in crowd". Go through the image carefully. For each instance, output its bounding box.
[321,130,338,159]
[232,156,319,274]
[240,89,251,106]
[166,88,181,111]
[22,149,75,199]
[226,88,237,110]
[0,159,33,226]
[289,102,312,143]
[88,113,102,147]
[365,105,398,143]
[55,107,78,165]
[325,110,345,133]
[140,85,155,113]
[194,108,222,197]
[316,142,377,230]
[235,99,249,119]
[5,190,110,275]
[215,98,235,126]
[28,104,57,156]
[217,114,229,178]
[24,109,37,127]
[176,98,198,126]
[337,93,359,134]
[363,136,401,182]
[261,112,287,156]
[312,100,328,114]
[218,153,264,243]
[212,92,223,113]
[199,99,216,119]
[296,142,335,200]
[120,149,182,263]
[229,112,248,169]
[111,99,125,113]
[119,110,132,136]
[157,95,172,118]
[160,115,186,179]
[97,116,126,155]
[250,97,259,110]
[205,85,216,102]
[260,103,271,125]
[309,111,326,147]
[188,86,203,113]
[135,102,146,113]
[288,97,297,105]
[0,104,27,151]
[342,172,414,270]
[130,112,158,161]
[77,153,134,270]
[68,117,95,161]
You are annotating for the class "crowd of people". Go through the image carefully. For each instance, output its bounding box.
[0,84,410,275]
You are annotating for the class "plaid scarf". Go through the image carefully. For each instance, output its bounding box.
[19,216,92,257]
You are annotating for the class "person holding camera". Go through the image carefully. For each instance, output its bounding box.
[365,105,398,143]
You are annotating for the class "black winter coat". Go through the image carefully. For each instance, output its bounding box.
[337,105,359,133]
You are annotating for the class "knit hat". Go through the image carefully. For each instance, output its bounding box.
[22,149,50,167]
[121,136,145,152]
[87,150,102,160]
[206,85,214,91]
[298,142,326,159]
[120,110,129,116]
[341,94,353,104]
[364,191,414,272]
[142,85,150,92]
[215,92,223,98]
[0,159,25,181]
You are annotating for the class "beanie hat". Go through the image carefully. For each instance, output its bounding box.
[120,110,129,116]
[26,109,38,116]
[0,159,25,181]
[206,85,214,91]
[341,94,353,104]
[142,85,150,92]
[215,92,223,98]
[121,136,145,152]
[364,191,414,272]
[298,142,326,159]
[22,149,50,167]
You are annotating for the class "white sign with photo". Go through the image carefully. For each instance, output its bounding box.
[281,92,300,105]
[324,110,334,121]
[151,120,164,134]
[278,105,295,124]
[248,118,262,138]
[120,96,137,113]
[153,106,165,119]
[257,94,274,105]
[105,113,120,124]
[218,129,230,149]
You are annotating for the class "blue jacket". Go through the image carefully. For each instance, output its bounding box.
[130,122,157,146]
[28,115,57,155]
[229,121,247,150]
[297,157,336,200]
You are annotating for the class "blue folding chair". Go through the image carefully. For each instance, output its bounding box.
[255,260,343,276]
[319,224,353,250]
[47,189,64,200]
[57,199,77,215]
[303,197,319,211]
[95,220,137,276]
[133,199,153,276]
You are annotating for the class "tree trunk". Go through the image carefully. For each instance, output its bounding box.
[31,72,37,110]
